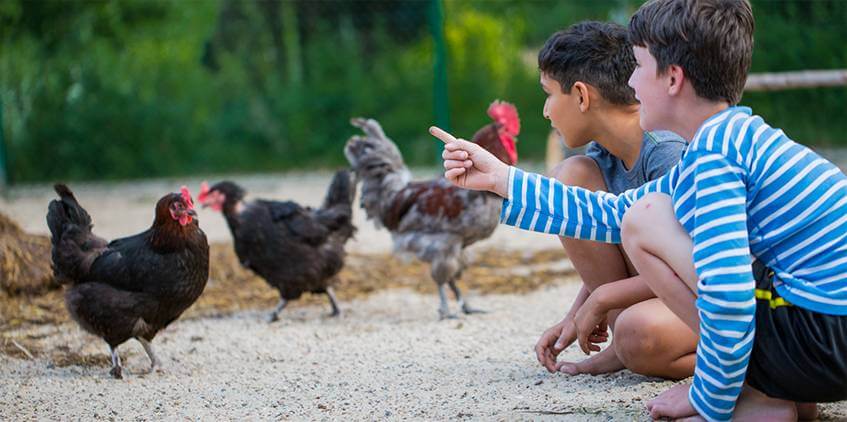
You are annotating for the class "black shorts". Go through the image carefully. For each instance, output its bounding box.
[745,260,847,402]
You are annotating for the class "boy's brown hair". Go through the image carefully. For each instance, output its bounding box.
[538,21,638,106]
[629,0,754,105]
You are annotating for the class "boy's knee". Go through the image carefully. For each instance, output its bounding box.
[548,156,605,191]
[614,309,662,374]
[621,193,673,248]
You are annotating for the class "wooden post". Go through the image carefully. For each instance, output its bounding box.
[545,129,563,172]
[745,70,847,91]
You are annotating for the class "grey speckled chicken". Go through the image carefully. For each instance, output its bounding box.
[344,101,520,319]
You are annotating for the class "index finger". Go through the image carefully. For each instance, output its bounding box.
[429,126,459,144]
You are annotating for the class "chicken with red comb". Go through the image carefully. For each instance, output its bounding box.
[46,184,208,378]
[344,101,520,319]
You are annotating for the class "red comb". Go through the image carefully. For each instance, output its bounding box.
[180,186,194,209]
[487,100,520,137]
[198,181,210,203]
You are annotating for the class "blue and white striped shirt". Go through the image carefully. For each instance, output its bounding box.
[500,106,847,421]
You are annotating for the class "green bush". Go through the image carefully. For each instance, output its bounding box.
[0,0,845,183]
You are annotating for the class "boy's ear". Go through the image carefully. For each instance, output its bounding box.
[572,81,591,112]
[667,64,685,96]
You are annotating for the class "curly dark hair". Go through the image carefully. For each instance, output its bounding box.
[538,21,638,106]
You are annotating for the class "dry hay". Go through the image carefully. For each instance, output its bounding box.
[1,239,575,365]
[0,212,57,296]
[190,244,574,320]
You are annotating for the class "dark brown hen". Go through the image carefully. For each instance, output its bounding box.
[46,184,209,378]
[199,170,356,322]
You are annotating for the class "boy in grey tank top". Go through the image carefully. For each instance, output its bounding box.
[585,130,685,195]
[535,22,694,379]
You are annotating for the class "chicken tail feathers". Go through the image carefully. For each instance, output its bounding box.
[322,170,356,212]
[46,184,106,283]
[317,170,357,240]
[47,184,92,244]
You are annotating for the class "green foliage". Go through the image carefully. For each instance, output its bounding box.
[0,0,845,183]
[743,0,847,146]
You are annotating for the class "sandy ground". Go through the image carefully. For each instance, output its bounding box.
[3,284,847,420]
[1,284,662,420]
[3,168,847,420]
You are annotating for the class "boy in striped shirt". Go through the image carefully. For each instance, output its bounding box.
[431,0,847,420]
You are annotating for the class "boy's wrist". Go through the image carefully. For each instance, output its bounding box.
[591,285,611,312]
[492,164,511,197]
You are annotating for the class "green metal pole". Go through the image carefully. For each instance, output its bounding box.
[281,0,303,85]
[0,102,7,191]
[430,0,450,151]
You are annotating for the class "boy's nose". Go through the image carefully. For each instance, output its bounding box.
[543,100,550,120]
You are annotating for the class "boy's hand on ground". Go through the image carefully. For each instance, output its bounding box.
[573,294,610,355]
[647,383,697,420]
[535,317,577,373]
[430,126,511,196]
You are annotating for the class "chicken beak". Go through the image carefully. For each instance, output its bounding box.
[187,209,198,217]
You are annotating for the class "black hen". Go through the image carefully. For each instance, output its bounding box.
[199,170,356,322]
[46,184,209,379]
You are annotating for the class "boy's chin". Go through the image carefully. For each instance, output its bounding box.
[639,114,659,132]
[564,141,590,149]
[560,136,589,150]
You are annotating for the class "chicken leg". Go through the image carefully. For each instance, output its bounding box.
[433,254,486,319]
[438,284,458,320]
[109,345,123,379]
[137,337,162,372]
[267,298,288,323]
[326,287,341,317]
[449,281,486,315]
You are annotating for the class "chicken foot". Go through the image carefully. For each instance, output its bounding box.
[267,298,288,323]
[108,345,123,379]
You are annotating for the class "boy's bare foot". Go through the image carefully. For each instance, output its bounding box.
[733,385,797,421]
[556,344,624,375]
[796,402,819,421]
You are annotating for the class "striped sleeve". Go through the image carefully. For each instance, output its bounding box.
[682,151,755,422]
[498,166,669,243]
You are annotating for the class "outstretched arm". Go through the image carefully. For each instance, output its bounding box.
[431,126,675,243]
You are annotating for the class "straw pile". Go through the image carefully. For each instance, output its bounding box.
[0,212,57,296]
